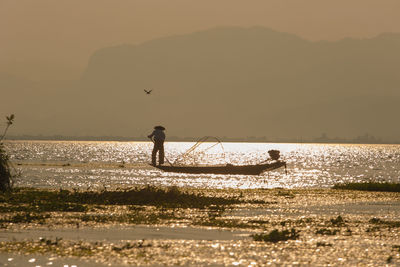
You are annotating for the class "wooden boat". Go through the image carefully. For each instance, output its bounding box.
[154,161,286,175]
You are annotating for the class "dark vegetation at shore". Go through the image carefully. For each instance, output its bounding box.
[0,186,241,210]
[252,228,300,243]
[0,145,12,192]
[0,114,15,192]
[0,186,296,227]
[369,217,400,228]
[1,180,399,234]
[0,186,244,226]
[1,186,400,264]
[333,182,400,192]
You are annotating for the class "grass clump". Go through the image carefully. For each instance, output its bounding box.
[333,182,400,192]
[316,242,332,247]
[70,185,239,208]
[369,217,400,228]
[0,186,243,226]
[252,228,299,243]
[316,228,340,235]
[365,226,381,232]
[330,215,345,226]
[79,209,177,224]
[0,239,95,257]
[0,145,12,192]
[0,114,15,192]
[112,241,152,251]
[0,212,50,224]
[196,218,251,229]
[0,202,87,213]
[0,188,88,213]
[0,186,241,212]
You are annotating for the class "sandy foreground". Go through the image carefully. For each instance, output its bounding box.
[0,188,400,266]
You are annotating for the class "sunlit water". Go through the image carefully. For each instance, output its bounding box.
[4,140,400,189]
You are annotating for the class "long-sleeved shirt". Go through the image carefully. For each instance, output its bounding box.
[148,129,165,141]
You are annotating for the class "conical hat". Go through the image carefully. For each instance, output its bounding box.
[154,125,165,130]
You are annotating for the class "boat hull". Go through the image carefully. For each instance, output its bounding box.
[154,161,286,175]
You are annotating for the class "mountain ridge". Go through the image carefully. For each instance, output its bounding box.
[2,26,400,141]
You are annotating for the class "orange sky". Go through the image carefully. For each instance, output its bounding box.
[1,0,400,80]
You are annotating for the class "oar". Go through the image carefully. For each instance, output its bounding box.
[148,138,173,166]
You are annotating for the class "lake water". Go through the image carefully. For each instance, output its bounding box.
[4,140,400,189]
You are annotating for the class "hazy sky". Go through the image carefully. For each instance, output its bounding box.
[1,0,400,80]
[1,1,400,140]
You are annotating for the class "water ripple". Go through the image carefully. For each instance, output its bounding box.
[4,141,400,189]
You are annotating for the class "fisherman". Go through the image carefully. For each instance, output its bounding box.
[147,126,166,166]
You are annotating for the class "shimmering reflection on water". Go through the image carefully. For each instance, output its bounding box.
[4,141,400,189]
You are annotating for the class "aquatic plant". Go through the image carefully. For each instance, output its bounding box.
[344,228,352,236]
[369,217,400,228]
[66,185,242,208]
[78,209,177,225]
[251,228,299,243]
[0,145,12,192]
[315,228,339,235]
[196,218,252,229]
[333,182,400,192]
[0,187,245,226]
[0,114,15,192]
[0,212,50,224]
[0,186,241,210]
[316,242,332,247]
[39,237,62,246]
[112,241,152,252]
[330,215,345,226]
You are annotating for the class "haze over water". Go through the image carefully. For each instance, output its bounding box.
[6,140,400,189]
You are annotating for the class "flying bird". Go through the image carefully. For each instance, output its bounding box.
[144,89,152,95]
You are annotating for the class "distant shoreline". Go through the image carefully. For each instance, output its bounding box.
[5,135,400,145]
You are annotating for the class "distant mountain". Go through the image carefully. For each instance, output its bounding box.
[2,27,400,141]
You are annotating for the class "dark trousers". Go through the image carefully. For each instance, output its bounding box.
[152,140,164,165]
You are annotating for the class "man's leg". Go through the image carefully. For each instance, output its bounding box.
[159,142,164,165]
[151,146,157,166]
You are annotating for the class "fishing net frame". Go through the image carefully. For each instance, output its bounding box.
[173,136,227,166]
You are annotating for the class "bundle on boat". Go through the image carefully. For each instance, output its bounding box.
[154,137,286,175]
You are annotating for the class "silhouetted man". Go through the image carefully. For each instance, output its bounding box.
[148,126,165,166]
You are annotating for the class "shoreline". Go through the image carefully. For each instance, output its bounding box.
[1,187,399,266]
[5,138,400,145]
